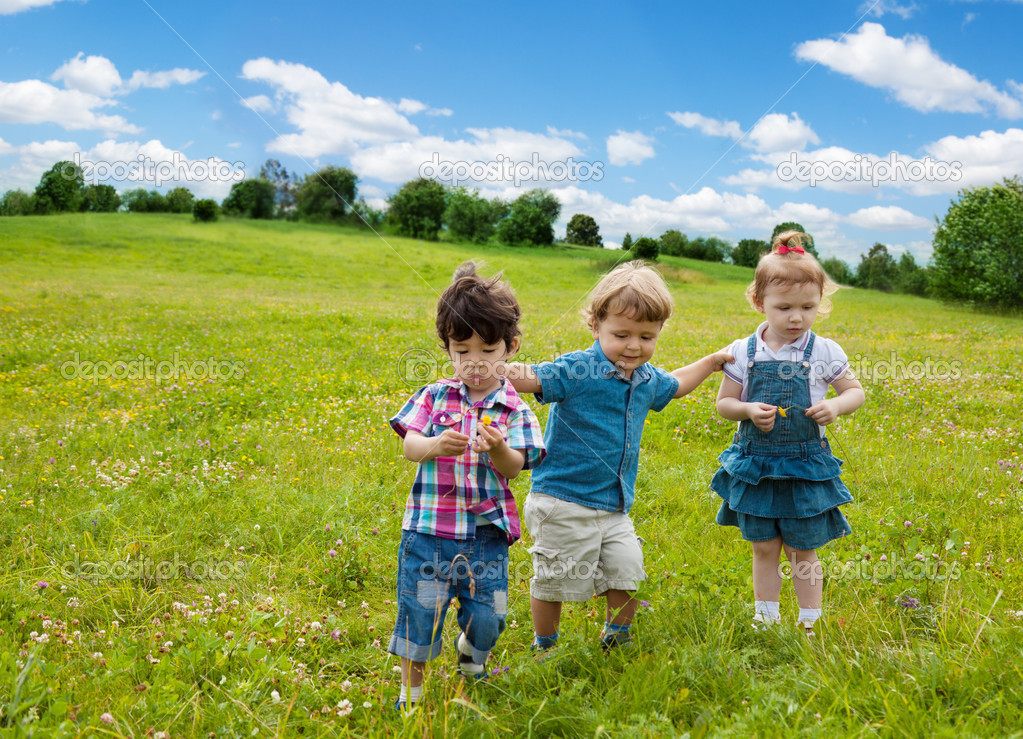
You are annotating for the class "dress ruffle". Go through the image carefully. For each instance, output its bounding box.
[716,442,844,485]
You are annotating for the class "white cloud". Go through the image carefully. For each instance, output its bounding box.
[847,205,931,230]
[0,0,70,13]
[0,80,139,134]
[547,125,587,140]
[426,107,453,117]
[242,94,274,113]
[397,98,426,114]
[860,0,918,19]
[241,57,421,157]
[925,127,1023,188]
[796,22,1023,117]
[51,53,204,96]
[606,130,655,166]
[667,111,741,140]
[746,112,820,155]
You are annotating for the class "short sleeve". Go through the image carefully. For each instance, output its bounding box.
[815,338,850,384]
[721,337,748,388]
[649,366,681,412]
[389,385,435,439]
[532,354,581,405]
[504,406,547,470]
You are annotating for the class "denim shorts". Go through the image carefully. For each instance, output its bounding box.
[716,501,851,551]
[523,492,645,602]
[388,527,509,664]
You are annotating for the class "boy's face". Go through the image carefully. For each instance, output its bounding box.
[446,332,519,399]
[591,312,663,379]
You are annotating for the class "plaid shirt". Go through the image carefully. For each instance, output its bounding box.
[390,378,545,543]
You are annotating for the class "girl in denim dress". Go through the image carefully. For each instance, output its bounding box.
[712,232,865,635]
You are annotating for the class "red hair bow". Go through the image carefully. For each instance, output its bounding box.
[778,244,804,255]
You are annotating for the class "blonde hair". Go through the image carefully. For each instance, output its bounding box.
[583,260,674,329]
[745,231,839,317]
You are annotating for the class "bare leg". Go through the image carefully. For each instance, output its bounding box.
[530,596,562,637]
[784,545,823,609]
[752,537,784,602]
[400,658,425,688]
[605,589,638,626]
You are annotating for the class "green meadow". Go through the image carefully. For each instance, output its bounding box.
[1,213,1021,737]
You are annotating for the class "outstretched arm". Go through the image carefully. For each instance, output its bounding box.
[671,349,734,398]
[503,362,541,395]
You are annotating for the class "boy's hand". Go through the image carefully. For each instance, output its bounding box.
[472,422,506,453]
[747,402,777,432]
[432,429,471,457]
[805,398,839,426]
[707,349,734,372]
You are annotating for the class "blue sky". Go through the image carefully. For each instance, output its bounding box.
[2,0,1022,263]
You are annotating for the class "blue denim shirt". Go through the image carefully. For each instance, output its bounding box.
[531,341,679,513]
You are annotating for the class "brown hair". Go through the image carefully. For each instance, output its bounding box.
[745,231,839,317]
[582,260,674,329]
[435,261,522,348]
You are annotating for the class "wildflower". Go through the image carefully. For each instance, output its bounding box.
[362,701,372,708]
[331,629,342,641]
[328,549,337,557]
[341,679,352,691]
[100,713,113,724]
[880,554,888,562]
[271,690,281,704]
[337,699,353,717]
[325,524,331,532]
[903,521,912,528]
[640,600,651,608]
[778,407,787,418]
[899,597,921,609]
[36,581,48,590]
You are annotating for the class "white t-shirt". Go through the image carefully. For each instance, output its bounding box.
[721,323,850,435]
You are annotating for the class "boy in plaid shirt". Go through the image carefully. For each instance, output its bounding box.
[388,261,545,710]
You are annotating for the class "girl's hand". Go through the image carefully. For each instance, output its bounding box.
[472,422,506,453]
[747,402,777,432]
[433,429,471,456]
[805,399,839,426]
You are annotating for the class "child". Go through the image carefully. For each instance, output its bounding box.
[505,260,732,651]
[711,231,865,635]
[388,261,545,710]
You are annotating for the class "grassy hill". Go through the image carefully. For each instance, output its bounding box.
[1,213,1021,736]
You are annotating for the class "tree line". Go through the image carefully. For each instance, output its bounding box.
[3,161,1019,310]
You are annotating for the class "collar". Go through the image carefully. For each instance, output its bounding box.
[755,322,811,355]
[590,340,652,383]
[438,377,518,409]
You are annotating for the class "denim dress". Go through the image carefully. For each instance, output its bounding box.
[711,332,852,549]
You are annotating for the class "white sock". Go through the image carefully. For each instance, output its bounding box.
[798,608,822,626]
[755,600,781,622]
[399,684,422,704]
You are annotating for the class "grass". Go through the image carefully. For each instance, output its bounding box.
[0,213,1021,737]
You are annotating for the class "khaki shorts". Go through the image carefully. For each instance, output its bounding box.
[523,492,646,602]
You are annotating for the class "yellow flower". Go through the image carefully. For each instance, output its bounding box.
[778,407,787,418]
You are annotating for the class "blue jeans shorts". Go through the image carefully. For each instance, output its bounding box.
[388,526,509,664]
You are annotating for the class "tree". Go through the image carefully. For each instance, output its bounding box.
[165,187,195,214]
[34,160,84,214]
[497,188,560,246]
[621,232,633,251]
[770,221,819,257]
[683,236,731,263]
[80,184,121,213]
[222,178,275,219]
[821,257,854,286]
[122,188,168,213]
[658,229,687,257]
[732,238,769,268]
[294,166,358,223]
[0,189,35,216]
[387,177,447,239]
[856,243,898,291]
[565,213,602,247]
[445,187,503,243]
[259,159,296,217]
[193,199,219,222]
[931,177,1023,309]
[631,236,660,261]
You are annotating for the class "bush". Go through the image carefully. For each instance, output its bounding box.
[387,178,447,239]
[80,184,121,213]
[497,188,560,246]
[630,236,660,261]
[732,238,769,268]
[222,179,275,219]
[166,187,195,214]
[445,187,503,243]
[0,189,35,216]
[193,199,219,222]
[294,166,358,223]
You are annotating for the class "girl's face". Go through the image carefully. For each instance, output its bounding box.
[446,332,519,400]
[756,282,821,349]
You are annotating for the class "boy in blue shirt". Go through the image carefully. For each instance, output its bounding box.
[505,260,731,650]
